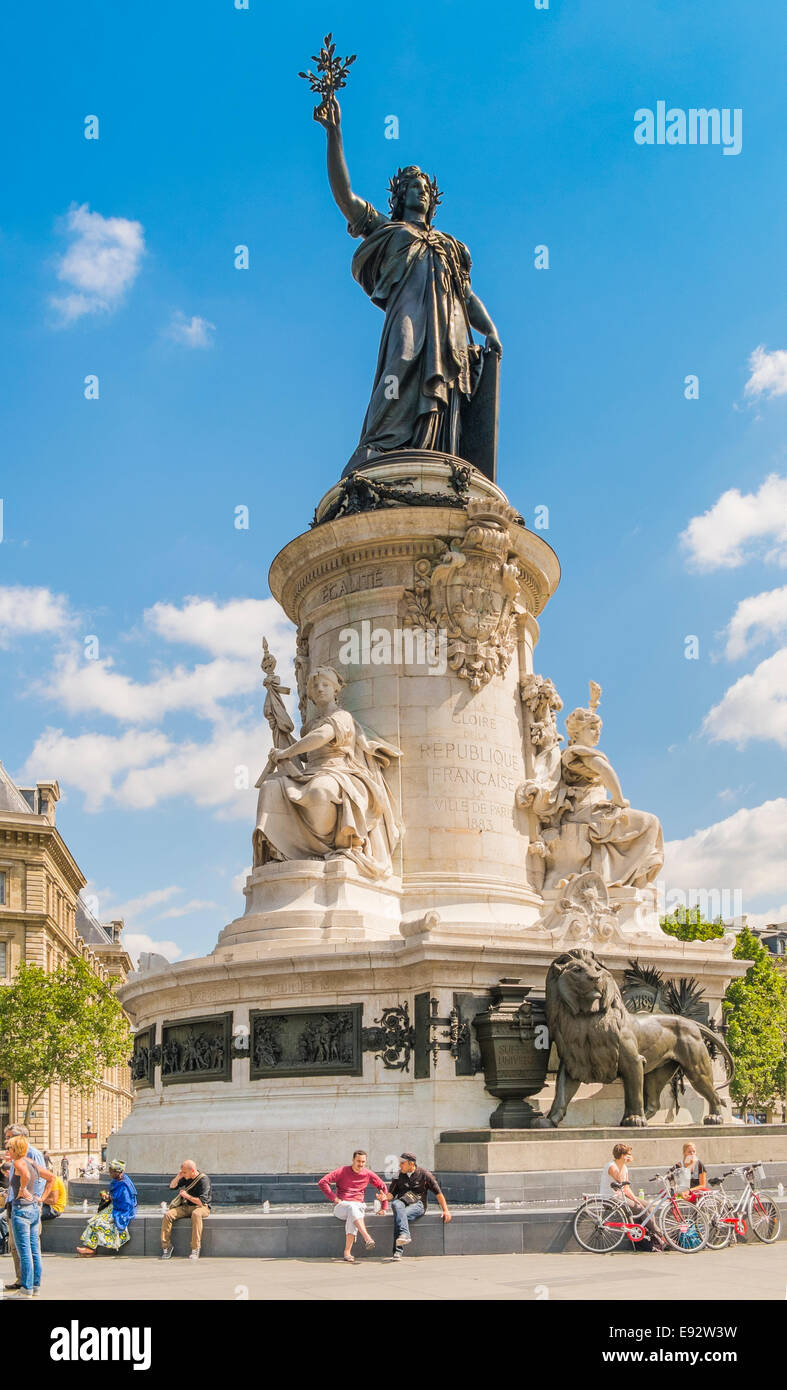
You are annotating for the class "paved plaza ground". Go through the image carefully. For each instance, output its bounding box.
[4,1243,784,1301]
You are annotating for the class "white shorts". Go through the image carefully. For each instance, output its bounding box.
[333,1200,366,1234]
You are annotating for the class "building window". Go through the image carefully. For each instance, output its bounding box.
[0,871,6,905]
[0,942,6,977]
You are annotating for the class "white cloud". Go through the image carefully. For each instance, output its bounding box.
[703,648,787,747]
[101,885,182,921]
[156,898,217,920]
[116,714,264,815]
[232,865,251,895]
[50,204,145,322]
[663,798,787,910]
[680,474,787,572]
[746,903,787,930]
[19,592,293,817]
[22,716,265,817]
[0,585,74,646]
[724,585,787,659]
[166,311,215,349]
[35,598,295,725]
[744,345,787,401]
[145,596,294,661]
[19,728,173,811]
[123,933,183,967]
[43,649,258,724]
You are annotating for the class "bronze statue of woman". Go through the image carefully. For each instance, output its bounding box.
[314,95,502,473]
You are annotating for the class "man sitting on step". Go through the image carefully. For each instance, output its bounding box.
[318,1150,389,1263]
[160,1160,212,1261]
[386,1152,451,1259]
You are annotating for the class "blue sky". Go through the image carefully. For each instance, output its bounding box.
[1,0,786,960]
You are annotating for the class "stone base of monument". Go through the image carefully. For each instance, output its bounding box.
[111,931,746,1174]
[110,453,756,1182]
[435,1123,787,1174]
[216,859,403,946]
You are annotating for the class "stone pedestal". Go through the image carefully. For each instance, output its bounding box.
[113,912,747,1173]
[435,1124,787,1174]
[111,453,751,1177]
[261,453,560,939]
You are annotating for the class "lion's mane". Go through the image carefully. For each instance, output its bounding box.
[545,948,633,1085]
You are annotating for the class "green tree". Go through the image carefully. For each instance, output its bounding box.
[724,927,787,1118]
[0,957,131,1125]
[660,911,787,1120]
[660,904,726,942]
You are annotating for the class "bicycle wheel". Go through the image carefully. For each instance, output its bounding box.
[660,1198,710,1252]
[700,1195,735,1250]
[573,1198,627,1252]
[748,1194,781,1243]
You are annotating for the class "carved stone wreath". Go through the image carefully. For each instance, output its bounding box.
[402,498,525,691]
[538,872,623,944]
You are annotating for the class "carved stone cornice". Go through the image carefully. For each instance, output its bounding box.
[270,504,559,628]
[0,821,86,893]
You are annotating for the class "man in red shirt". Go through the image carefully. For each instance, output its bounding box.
[317,1149,389,1263]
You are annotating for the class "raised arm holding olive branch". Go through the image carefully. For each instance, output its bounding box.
[305,50,502,470]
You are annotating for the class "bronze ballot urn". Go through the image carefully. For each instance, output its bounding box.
[473,979,550,1128]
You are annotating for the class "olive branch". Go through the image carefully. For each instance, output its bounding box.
[298,33,356,108]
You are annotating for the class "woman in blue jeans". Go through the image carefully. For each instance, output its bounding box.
[6,1136,55,1299]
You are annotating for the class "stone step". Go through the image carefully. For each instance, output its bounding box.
[66,1159,787,1208]
[39,1200,787,1259]
[436,1124,787,1174]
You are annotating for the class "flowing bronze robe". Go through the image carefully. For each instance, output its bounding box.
[347,201,475,460]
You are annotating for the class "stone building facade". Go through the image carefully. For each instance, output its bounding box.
[0,761,133,1167]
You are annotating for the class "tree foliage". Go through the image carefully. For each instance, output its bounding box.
[0,957,131,1124]
[724,927,787,1114]
[660,904,726,941]
[660,910,787,1117]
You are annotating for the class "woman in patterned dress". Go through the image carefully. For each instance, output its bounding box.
[77,1159,137,1256]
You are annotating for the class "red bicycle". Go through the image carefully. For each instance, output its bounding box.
[686,1163,781,1249]
[573,1170,710,1253]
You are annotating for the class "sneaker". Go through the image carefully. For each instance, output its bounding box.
[32,1287,41,1297]
[6,1289,34,1299]
[3,1282,21,1292]
[188,1251,200,1261]
[160,1246,174,1260]
[392,1249,403,1261]
[395,1234,412,1247]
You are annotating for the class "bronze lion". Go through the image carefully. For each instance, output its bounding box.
[541,948,733,1127]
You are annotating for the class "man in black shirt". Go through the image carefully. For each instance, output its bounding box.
[160,1160,212,1260]
[386,1151,451,1259]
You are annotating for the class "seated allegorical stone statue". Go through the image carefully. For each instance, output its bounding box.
[518,680,664,893]
[252,664,401,880]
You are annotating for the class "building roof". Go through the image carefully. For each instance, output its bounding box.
[75,895,116,948]
[0,760,35,815]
